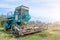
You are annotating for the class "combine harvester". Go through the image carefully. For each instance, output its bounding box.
[2,5,47,37]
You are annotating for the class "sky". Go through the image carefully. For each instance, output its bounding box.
[0,0,60,23]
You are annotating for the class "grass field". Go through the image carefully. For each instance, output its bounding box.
[0,17,60,40]
[0,28,60,40]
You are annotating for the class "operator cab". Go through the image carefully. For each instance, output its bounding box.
[14,5,31,22]
[16,5,29,16]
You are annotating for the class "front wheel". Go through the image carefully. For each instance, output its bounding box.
[11,25,20,37]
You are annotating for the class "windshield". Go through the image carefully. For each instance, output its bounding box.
[21,9,29,16]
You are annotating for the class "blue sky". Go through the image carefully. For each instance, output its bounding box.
[0,0,60,23]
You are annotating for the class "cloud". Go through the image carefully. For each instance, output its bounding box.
[0,0,21,8]
[0,0,60,22]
